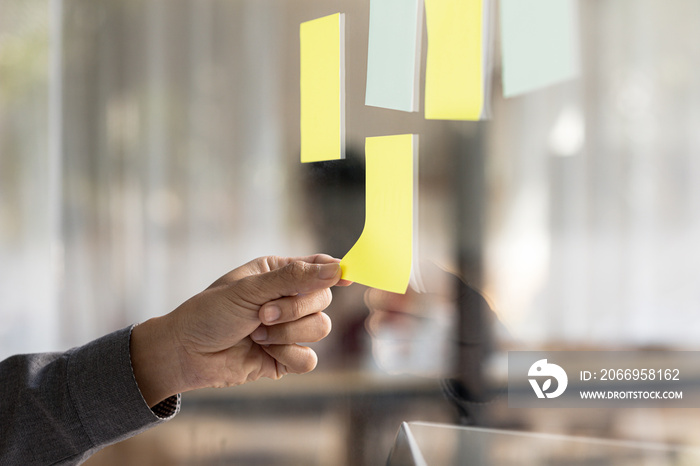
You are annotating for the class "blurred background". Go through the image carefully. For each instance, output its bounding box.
[2,0,700,464]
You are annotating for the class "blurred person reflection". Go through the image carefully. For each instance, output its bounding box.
[364,263,501,425]
[301,146,502,426]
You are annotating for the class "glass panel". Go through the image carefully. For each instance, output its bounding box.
[0,0,59,355]
[2,0,700,464]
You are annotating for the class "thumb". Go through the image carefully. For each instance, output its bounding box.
[236,260,341,305]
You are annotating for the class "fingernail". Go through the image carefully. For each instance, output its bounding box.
[318,262,340,280]
[262,305,281,324]
[251,326,267,342]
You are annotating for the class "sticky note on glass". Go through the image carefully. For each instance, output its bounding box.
[500,0,579,97]
[340,134,417,294]
[424,0,492,120]
[300,13,346,163]
[365,0,424,112]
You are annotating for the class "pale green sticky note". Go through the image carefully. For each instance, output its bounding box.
[300,13,346,163]
[365,0,423,112]
[340,134,416,294]
[500,0,579,97]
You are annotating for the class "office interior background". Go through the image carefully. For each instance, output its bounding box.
[2,0,700,464]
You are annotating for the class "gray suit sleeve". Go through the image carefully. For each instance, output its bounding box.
[0,326,181,465]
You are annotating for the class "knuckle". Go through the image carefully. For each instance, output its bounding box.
[288,289,330,321]
[309,289,332,315]
[289,298,306,320]
[265,255,288,273]
[320,288,333,309]
[287,260,309,281]
[254,256,270,270]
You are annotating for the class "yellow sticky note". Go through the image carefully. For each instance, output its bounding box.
[340,134,416,294]
[300,13,346,163]
[424,0,484,120]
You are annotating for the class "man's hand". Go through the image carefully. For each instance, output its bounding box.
[130,254,347,407]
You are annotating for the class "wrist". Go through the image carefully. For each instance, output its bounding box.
[130,315,183,407]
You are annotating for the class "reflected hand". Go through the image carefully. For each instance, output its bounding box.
[364,282,456,378]
[130,254,348,406]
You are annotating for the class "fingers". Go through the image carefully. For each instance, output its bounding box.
[364,288,417,314]
[233,260,342,307]
[251,312,331,345]
[364,287,443,318]
[364,288,411,313]
[258,288,332,325]
[266,255,352,287]
[365,309,418,339]
[214,254,340,283]
[261,344,319,375]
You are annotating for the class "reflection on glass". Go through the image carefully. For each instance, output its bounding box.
[2,0,700,464]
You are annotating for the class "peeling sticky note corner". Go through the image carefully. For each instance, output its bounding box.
[340,134,416,294]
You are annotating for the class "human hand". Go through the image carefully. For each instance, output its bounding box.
[130,254,349,406]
